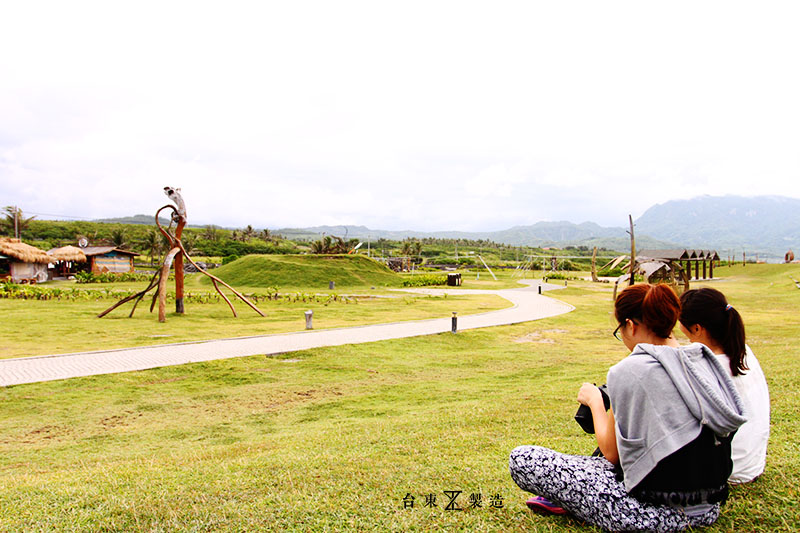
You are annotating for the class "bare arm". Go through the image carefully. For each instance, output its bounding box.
[577,383,620,464]
[595,408,619,464]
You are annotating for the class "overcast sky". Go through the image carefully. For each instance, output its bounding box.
[2,1,799,232]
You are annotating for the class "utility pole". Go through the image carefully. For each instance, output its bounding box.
[14,207,19,239]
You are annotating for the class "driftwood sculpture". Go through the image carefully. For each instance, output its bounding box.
[590,246,599,282]
[99,187,265,322]
[626,215,635,287]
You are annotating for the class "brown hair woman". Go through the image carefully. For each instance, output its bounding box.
[509,283,747,531]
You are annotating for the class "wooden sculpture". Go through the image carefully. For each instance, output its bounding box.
[99,187,265,322]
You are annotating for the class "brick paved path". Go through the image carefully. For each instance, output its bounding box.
[0,280,572,386]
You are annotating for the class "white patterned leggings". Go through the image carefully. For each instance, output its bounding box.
[509,445,720,532]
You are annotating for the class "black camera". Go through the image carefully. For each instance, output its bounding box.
[574,384,611,434]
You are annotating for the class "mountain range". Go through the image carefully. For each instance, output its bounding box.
[274,222,676,252]
[274,195,800,260]
[100,195,800,261]
[635,195,800,259]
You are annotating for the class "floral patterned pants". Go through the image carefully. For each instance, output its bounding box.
[509,445,720,532]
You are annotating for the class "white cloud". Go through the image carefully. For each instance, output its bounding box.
[464,163,529,198]
[2,1,799,231]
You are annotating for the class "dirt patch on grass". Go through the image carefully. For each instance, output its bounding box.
[139,376,188,386]
[512,329,568,343]
[100,411,143,428]
[10,424,73,444]
[245,387,344,412]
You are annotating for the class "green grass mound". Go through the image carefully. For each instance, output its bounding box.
[198,254,401,289]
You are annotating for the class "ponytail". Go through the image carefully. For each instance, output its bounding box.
[724,306,748,376]
[680,288,748,376]
[615,283,680,339]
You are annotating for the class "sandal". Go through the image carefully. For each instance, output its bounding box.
[525,495,567,515]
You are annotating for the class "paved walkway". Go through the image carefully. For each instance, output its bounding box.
[0,280,573,387]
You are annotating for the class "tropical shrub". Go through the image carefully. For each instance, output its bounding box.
[0,282,357,305]
[401,274,448,287]
[75,271,159,283]
[543,272,582,281]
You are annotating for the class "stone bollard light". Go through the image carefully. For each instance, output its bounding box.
[305,310,313,330]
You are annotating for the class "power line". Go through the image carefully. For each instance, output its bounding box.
[26,211,95,221]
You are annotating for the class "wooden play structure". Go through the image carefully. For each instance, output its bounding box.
[595,216,723,299]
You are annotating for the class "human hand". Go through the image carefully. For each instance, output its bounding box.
[577,383,603,408]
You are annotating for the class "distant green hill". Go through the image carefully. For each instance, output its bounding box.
[94,214,209,229]
[199,254,401,289]
[93,214,172,225]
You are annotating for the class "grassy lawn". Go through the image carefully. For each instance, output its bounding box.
[0,287,510,358]
[0,264,798,531]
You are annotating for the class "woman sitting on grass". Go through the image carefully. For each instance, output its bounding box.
[679,287,770,483]
[509,283,747,532]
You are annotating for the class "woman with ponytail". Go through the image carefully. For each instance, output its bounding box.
[680,288,770,483]
[510,283,746,531]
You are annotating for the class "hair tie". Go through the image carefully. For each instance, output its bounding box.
[725,304,733,311]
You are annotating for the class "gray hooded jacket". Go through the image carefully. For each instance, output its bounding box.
[607,342,747,492]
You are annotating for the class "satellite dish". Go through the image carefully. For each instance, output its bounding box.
[78,237,88,248]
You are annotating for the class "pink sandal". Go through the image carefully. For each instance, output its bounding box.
[525,495,567,515]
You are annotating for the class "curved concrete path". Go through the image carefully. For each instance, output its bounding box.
[0,280,573,387]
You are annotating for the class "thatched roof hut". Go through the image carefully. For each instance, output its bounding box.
[47,245,87,262]
[0,237,51,282]
[0,237,51,263]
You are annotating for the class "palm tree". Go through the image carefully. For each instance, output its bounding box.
[201,225,219,241]
[182,234,197,255]
[310,235,333,254]
[1,206,35,238]
[139,229,163,265]
[260,228,274,242]
[110,229,128,249]
[310,235,350,254]
[400,240,414,257]
[242,225,256,241]
[310,238,327,254]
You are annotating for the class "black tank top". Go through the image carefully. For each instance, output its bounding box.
[628,426,735,507]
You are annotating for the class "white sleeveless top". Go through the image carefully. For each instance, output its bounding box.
[718,345,770,483]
